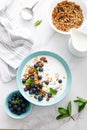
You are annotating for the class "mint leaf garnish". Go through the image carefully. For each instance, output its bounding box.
[25,79,35,86]
[49,88,57,95]
[56,101,74,120]
[74,97,87,113]
[13,100,20,104]
[34,20,42,26]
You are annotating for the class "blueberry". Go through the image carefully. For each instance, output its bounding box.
[42,93,46,97]
[17,111,21,115]
[47,93,52,98]
[38,95,43,101]
[8,99,12,104]
[36,87,40,91]
[25,102,29,107]
[11,97,15,101]
[17,107,21,112]
[29,90,33,94]
[35,91,40,95]
[13,94,17,99]
[38,75,42,80]
[30,83,35,88]
[16,97,20,100]
[21,103,26,108]
[30,75,34,80]
[13,105,18,110]
[39,67,43,72]
[58,79,62,84]
[44,80,49,85]
[10,107,14,112]
[39,84,43,88]
[22,79,26,84]
[34,63,38,68]
[24,87,28,92]
[22,108,26,113]
[54,89,58,93]
[33,88,37,94]
[8,103,12,108]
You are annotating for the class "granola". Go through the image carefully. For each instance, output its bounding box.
[52,0,83,32]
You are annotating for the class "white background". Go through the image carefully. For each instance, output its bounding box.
[0,0,87,129]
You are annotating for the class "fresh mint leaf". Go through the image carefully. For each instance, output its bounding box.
[25,79,35,86]
[78,103,86,113]
[77,97,87,103]
[67,101,72,116]
[56,101,74,120]
[13,100,20,104]
[35,67,39,73]
[49,88,57,95]
[56,114,69,120]
[74,100,82,103]
[74,97,87,113]
[34,20,42,26]
[58,107,68,115]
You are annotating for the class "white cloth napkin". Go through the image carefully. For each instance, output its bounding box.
[0,0,34,82]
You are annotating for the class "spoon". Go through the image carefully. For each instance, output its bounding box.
[21,1,38,20]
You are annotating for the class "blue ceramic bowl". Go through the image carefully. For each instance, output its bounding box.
[17,51,72,106]
[5,90,32,119]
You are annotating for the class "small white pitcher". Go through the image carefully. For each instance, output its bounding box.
[68,29,87,57]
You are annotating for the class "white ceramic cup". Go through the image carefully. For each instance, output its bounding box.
[68,29,87,57]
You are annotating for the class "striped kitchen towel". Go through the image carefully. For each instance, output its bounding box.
[0,0,34,82]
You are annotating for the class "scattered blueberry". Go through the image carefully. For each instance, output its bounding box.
[39,67,43,72]
[54,89,58,93]
[29,90,33,95]
[34,63,38,68]
[58,79,62,84]
[13,94,17,98]
[30,83,35,88]
[24,88,28,92]
[21,103,26,108]
[36,87,40,91]
[32,88,37,94]
[35,91,40,95]
[42,93,46,97]
[22,79,26,84]
[38,75,42,80]
[30,75,34,80]
[8,99,12,104]
[47,93,52,98]
[39,84,43,88]
[38,95,43,101]
[44,80,49,85]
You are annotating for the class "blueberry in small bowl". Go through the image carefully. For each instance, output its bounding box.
[5,90,32,119]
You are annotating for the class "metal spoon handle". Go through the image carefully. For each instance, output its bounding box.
[31,1,38,10]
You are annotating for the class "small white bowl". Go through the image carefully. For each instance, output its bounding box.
[47,0,87,35]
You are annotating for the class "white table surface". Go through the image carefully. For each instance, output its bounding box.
[0,0,87,129]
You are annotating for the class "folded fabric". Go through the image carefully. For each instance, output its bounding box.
[0,1,34,82]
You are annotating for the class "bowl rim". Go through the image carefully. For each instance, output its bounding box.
[5,90,33,119]
[17,51,72,106]
[47,0,87,35]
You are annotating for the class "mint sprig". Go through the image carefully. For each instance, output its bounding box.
[49,88,57,95]
[13,100,20,104]
[34,20,42,26]
[74,97,87,112]
[25,79,35,86]
[35,67,39,73]
[56,101,74,120]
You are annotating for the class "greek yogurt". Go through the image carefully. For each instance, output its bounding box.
[21,56,67,102]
